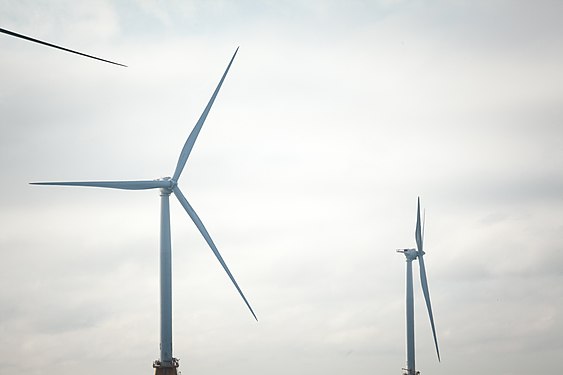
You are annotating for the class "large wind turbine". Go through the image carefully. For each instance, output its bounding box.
[31,48,255,375]
[396,197,440,375]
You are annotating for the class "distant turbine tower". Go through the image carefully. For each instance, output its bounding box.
[0,27,126,66]
[32,48,255,375]
[396,197,440,375]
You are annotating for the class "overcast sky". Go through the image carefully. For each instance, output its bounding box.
[1,1,562,374]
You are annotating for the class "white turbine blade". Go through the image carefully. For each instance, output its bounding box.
[418,253,440,362]
[172,186,257,320]
[415,197,440,361]
[30,180,170,190]
[415,197,423,253]
[172,48,239,182]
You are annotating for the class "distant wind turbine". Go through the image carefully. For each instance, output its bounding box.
[31,48,255,375]
[0,27,126,66]
[396,197,440,375]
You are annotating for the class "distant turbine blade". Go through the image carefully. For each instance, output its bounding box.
[172,186,257,320]
[415,197,423,253]
[0,27,127,67]
[418,253,440,362]
[172,47,239,181]
[416,197,440,361]
[30,180,170,190]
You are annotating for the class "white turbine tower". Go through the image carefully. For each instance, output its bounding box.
[31,48,256,375]
[396,197,440,375]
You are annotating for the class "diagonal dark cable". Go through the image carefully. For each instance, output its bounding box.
[0,27,126,67]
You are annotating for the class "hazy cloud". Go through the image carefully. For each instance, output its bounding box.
[1,1,562,375]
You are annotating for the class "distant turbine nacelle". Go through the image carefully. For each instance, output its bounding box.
[396,248,418,260]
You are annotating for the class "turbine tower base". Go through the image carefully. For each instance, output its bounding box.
[153,358,179,375]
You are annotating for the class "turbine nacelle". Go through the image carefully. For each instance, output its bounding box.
[397,248,418,261]
[157,177,176,194]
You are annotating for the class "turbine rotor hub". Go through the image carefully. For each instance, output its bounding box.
[157,177,176,195]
